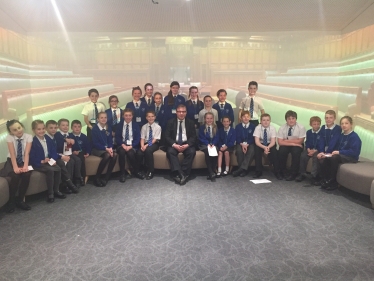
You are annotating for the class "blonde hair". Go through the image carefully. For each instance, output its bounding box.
[204,112,217,136]
[31,119,44,130]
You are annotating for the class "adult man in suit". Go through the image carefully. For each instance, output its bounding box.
[165,104,197,185]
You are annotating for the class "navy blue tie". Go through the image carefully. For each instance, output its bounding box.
[94,103,99,122]
[16,139,23,165]
[250,98,254,118]
[263,129,268,146]
[148,126,153,146]
[288,127,292,136]
[113,110,117,125]
[125,124,129,143]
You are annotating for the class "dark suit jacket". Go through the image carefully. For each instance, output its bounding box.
[115,120,141,149]
[165,118,197,147]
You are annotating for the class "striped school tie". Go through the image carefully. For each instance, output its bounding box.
[94,103,99,121]
[16,139,23,165]
[250,98,254,118]
[288,127,292,136]
[263,128,268,146]
[148,126,153,146]
[125,124,129,143]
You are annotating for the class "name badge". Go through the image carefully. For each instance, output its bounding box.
[126,140,132,145]
[221,144,226,147]
[136,117,141,123]
[194,114,199,119]
[243,142,247,145]
[90,118,96,123]
[172,109,176,114]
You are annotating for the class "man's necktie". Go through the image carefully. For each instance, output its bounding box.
[288,127,292,136]
[113,110,117,125]
[263,128,268,146]
[220,104,224,111]
[178,121,183,145]
[125,124,129,142]
[94,103,99,121]
[148,98,151,106]
[250,98,254,118]
[16,139,22,165]
[148,126,153,146]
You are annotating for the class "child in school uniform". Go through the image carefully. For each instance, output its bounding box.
[199,112,219,182]
[91,112,118,187]
[232,111,256,177]
[295,116,322,182]
[81,88,106,141]
[141,83,155,108]
[213,89,235,129]
[29,120,66,203]
[125,86,148,128]
[137,110,161,180]
[238,81,265,126]
[318,116,361,191]
[253,113,280,179]
[186,86,204,129]
[56,118,84,186]
[105,95,123,149]
[163,81,185,122]
[45,120,79,194]
[217,116,236,177]
[115,108,143,182]
[277,110,306,181]
[70,120,91,186]
[198,95,219,126]
[0,120,32,212]
[315,110,341,185]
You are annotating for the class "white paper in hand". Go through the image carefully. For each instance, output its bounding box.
[28,165,34,171]
[48,158,56,166]
[208,145,218,157]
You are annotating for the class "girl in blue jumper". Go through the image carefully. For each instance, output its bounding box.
[217,116,236,177]
[319,116,361,190]
[186,86,204,129]
[125,86,148,128]
[91,112,118,187]
[199,112,219,182]
[163,81,185,122]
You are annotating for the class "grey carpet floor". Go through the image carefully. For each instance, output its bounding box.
[1,171,374,281]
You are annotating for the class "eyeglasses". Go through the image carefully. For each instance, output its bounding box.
[176,111,186,113]
[110,100,118,102]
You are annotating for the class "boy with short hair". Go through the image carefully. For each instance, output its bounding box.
[45,120,79,194]
[238,81,265,126]
[295,116,322,182]
[198,95,219,125]
[232,110,256,177]
[69,120,91,185]
[253,113,280,179]
[315,110,341,185]
[137,110,161,180]
[277,110,306,181]
[115,108,143,182]
[81,88,106,140]
[212,89,235,128]
[56,118,83,186]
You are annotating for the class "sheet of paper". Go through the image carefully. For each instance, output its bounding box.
[208,145,218,157]
[250,179,272,184]
[48,158,56,166]
[28,165,34,171]
[324,154,332,157]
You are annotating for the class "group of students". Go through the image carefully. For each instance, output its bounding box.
[1,80,362,213]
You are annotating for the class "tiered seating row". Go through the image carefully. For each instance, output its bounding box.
[0,64,74,77]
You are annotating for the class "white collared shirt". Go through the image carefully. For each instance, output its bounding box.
[253,125,277,143]
[133,100,141,107]
[81,102,106,121]
[6,133,32,160]
[239,95,264,120]
[277,122,306,139]
[198,108,219,123]
[122,121,133,141]
[176,119,187,142]
[111,108,120,120]
[141,122,161,141]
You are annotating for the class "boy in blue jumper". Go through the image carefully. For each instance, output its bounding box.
[213,89,235,129]
[295,116,322,182]
[319,116,361,191]
[70,120,91,185]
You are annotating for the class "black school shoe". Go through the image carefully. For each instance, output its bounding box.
[146,172,154,180]
[295,174,306,182]
[15,200,31,211]
[253,171,262,178]
[54,192,66,199]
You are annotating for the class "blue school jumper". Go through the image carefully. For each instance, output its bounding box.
[305,129,321,150]
[218,127,236,148]
[115,120,141,150]
[54,131,73,154]
[318,125,341,153]
[69,133,91,154]
[198,125,219,147]
[106,108,123,129]
[235,123,255,145]
[141,97,155,109]
[212,102,235,128]
[30,136,59,169]
[163,95,185,121]
[186,100,204,128]
[150,104,166,130]
[333,131,361,161]
[91,125,113,150]
[125,101,148,128]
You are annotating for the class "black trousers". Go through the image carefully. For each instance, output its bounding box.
[320,154,357,181]
[201,148,217,175]
[254,145,279,173]
[250,119,259,126]
[74,152,87,178]
[117,146,139,174]
[95,151,118,179]
[236,144,255,170]
[35,164,61,195]
[278,146,303,175]
[56,159,74,182]
[136,143,160,172]
[166,146,196,176]
[70,154,82,179]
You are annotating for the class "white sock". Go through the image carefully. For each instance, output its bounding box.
[218,167,222,173]
[225,166,229,172]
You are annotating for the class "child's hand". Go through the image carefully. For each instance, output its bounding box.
[332,150,339,155]
[84,153,89,158]
[13,167,22,174]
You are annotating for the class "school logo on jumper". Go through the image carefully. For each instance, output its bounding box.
[225,109,229,113]
[106,131,110,136]
[317,135,320,139]
[141,108,145,112]
[249,130,252,133]
[78,140,83,145]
